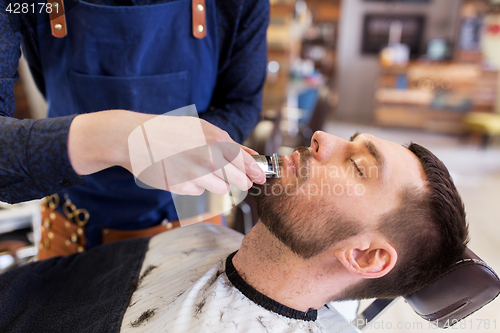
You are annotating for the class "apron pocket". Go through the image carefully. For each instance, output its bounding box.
[69,70,189,115]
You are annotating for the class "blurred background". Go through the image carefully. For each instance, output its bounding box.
[2,0,500,331]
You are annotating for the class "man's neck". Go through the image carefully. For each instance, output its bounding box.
[232,221,350,312]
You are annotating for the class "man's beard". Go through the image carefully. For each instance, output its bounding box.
[249,147,362,259]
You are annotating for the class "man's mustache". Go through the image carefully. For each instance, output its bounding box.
[294,146,312,171]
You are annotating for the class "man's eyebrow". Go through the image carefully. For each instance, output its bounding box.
[365,139,385,168]
[350,131,385,169]
[349,131,361,142]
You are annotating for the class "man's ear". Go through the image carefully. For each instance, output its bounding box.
[335,235,397,279]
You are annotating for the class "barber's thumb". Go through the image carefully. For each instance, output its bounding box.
[238,144,259,156]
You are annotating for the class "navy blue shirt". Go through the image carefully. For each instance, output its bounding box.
[0,0,268,204]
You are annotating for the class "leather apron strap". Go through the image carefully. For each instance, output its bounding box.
[192,0,206,39]
[47,0,206,39]
[48,0,67,38]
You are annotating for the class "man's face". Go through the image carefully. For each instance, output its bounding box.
[251,131,426,259]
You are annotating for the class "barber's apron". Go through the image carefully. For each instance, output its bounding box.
[35,0,218,249]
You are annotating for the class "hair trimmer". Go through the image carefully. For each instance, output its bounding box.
[252,153,282,178]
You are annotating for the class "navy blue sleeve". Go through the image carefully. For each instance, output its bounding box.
[200,0,269,143]
[0,0,22,117]
[0,2,84,204]
[0,116,86,204]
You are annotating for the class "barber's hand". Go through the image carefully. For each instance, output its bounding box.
[68,110,266,196]
[127,115,266,195]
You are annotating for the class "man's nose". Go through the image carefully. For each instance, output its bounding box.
[310,131,349,162]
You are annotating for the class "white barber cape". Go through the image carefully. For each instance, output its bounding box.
[121,223,357,333]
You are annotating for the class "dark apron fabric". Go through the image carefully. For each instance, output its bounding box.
[0,238,150,333]
[35,0,218,248]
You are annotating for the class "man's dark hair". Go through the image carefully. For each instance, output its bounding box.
[340,143,469,300]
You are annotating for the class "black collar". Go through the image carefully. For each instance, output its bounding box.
[225,251,318,321]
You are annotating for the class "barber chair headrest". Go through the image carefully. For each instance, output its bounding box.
[404,247,500,328]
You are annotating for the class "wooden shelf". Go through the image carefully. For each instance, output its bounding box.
[375,106,467,134]
[373,61,498,134]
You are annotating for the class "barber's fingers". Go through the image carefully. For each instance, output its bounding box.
[237,143,259,156]
[168,181,205,196]
[170,171,240,196]
[191,173,231,196]
[210,142,265,184]
[235,148,266,184]
[213,163,252,192]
